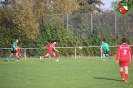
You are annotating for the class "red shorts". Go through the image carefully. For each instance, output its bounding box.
[47,50,54,55]
[119,61,130,67]
[16,51,21,58]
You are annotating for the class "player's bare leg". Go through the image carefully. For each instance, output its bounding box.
[120,67,125,81]
[17,52,21,60]
[124,66,128,82]
[15,53,19,61]
[102,54,106,61]
[53,53,59,62]
[7,53,13,61]
[106,54,111,59]
[40,53,49,59]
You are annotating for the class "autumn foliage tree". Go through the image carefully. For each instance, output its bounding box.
[9,0,40,40]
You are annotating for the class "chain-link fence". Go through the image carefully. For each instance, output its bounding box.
[43,12,133,39]
[0,12,133,58]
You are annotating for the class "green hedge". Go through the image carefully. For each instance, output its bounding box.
[0,24,131,58]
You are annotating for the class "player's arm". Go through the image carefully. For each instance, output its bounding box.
[116,46,120,63]
[129,46,132,61]
[54,48,59,52]
[13,42,17,48]
[44,44,50,49]
[52,46,59,52]
[12,42,17,51]
[44,46,48,49]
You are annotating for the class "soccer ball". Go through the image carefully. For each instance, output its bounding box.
[79,47,82,49]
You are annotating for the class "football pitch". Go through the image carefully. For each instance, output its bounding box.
[0,57,133,88]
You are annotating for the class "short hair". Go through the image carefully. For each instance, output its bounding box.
[122,38,127,43]
[102,39,106,42]
[15,39,18,41]
[51,40,56,43]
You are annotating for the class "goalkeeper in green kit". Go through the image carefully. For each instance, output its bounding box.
[7,39,19,61]
[100,39,111,61]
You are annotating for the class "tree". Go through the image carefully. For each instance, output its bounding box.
[0,0,13,7]
[74,0,104,13]
[9,0,40,40]
[50,0,79,14]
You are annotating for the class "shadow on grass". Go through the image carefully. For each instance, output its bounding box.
[89,59,102,61]
[3,59,8,62]
[93,77,121,82]
[40,60,45,62]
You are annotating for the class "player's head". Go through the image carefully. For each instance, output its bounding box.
[52,40,56,44]
[102,39,106,42]
[122,38,127,43]
[16,39,19,42]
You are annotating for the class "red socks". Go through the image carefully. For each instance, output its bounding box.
[120,71,128,82]
[120,71,125,81]
[125,74,128,82]
[54,55,57,59]
[42,55,57,61]
[42,56,46,58]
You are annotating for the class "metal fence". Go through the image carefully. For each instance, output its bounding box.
[1,45,133,59]
[0,46,119,59]
[1,12,133,59]
[43,12,133,39]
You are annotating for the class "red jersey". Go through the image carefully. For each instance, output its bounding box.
[45,43,57,52]
[16,46,19,52]
[116,43,132,61]
[16,46,21,59]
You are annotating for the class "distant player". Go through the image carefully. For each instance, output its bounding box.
[40,41,59,62]
[7,39,19,61]
[116,38,132,82]
[100,39,111,61]
[16,46,21,61]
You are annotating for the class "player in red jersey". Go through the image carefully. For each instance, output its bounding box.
[116,38,132,82]
[16,46,21,61]
[40,41,59,62]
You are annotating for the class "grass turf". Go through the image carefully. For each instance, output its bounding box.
[0,57,133,88]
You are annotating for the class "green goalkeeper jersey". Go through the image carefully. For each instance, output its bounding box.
[101,42,109,51]
[11,42,17,51]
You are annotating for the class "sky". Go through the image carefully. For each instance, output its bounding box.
[101,0,115,10]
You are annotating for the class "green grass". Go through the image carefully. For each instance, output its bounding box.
[0,57,133,88]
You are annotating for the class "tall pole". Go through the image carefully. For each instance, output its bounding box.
[24,49,26,60]
[66,13,68,30]
[91,12,93,32]
[74,47,76,59]
[115,12,117,36]
[42,14,44,29]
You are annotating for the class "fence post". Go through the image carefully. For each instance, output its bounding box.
[24,49,26,60]
[91,12,93,32]
[0,49,1,59]
[115,12,117,36]
[49,55,51,59]
[74,47,76,59]
[66,13,68,30]
[42,13,44,29]
[101,48,102,58]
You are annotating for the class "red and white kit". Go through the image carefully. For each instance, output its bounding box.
[45,43,58,54]
[116,43,132,66]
